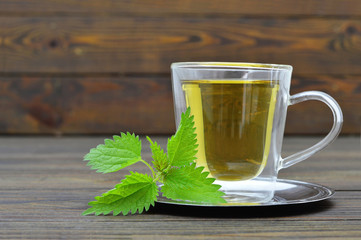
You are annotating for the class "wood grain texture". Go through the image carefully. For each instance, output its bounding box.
[0,136,360,239]
[1,0,361,16]
[287,74,361,134]
[0,74,359,134]
[0,76,174,134]
[1,1,360,135]
[1,17,361,74]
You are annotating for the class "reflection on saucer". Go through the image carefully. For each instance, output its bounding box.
[157,179,334,207]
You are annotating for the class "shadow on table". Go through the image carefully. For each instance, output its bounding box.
[149,200,334,218]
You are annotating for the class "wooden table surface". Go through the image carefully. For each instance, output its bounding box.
[0,136,360,239]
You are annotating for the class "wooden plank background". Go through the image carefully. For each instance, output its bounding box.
[0,136,360,238]
[0,0,360,134]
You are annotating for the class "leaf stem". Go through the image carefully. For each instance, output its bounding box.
[140,159,156,178]
[152,171,162,183]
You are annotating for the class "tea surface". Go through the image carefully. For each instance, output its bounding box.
[182,80,279,181]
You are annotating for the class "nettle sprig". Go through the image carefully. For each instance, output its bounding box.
[83,108,226,216]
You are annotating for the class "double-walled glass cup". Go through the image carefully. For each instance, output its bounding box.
[171,62,343,203]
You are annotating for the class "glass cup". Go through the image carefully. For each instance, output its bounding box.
[171,62,343,203]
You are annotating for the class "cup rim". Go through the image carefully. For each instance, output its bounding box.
[171,62,293,71]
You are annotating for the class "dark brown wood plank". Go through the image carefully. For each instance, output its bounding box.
[1,0,361,16]
[1,17,361,74]
[0,74,359,134]
[1,219,361,239]
[287,74,361,135]
[0,76,174,134]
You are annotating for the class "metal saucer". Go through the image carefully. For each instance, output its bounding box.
[156,179,334,207]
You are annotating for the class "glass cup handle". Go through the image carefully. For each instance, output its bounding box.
[279,91,343,170]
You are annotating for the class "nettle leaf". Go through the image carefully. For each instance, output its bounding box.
[161,163,226,204]
[83,107,229,216]
[167,108,198,167]
[147,136,169,172]
[84,132,142,173]
[83,172,158,216]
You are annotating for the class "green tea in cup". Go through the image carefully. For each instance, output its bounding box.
[182,80,279,181]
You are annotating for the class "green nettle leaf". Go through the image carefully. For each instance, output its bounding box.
[83,107,227,216]
[167,108,198,167]
[147,137,169,172]
[84,132,142,173]
[82,172,158,216]
[161,163,226,204]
